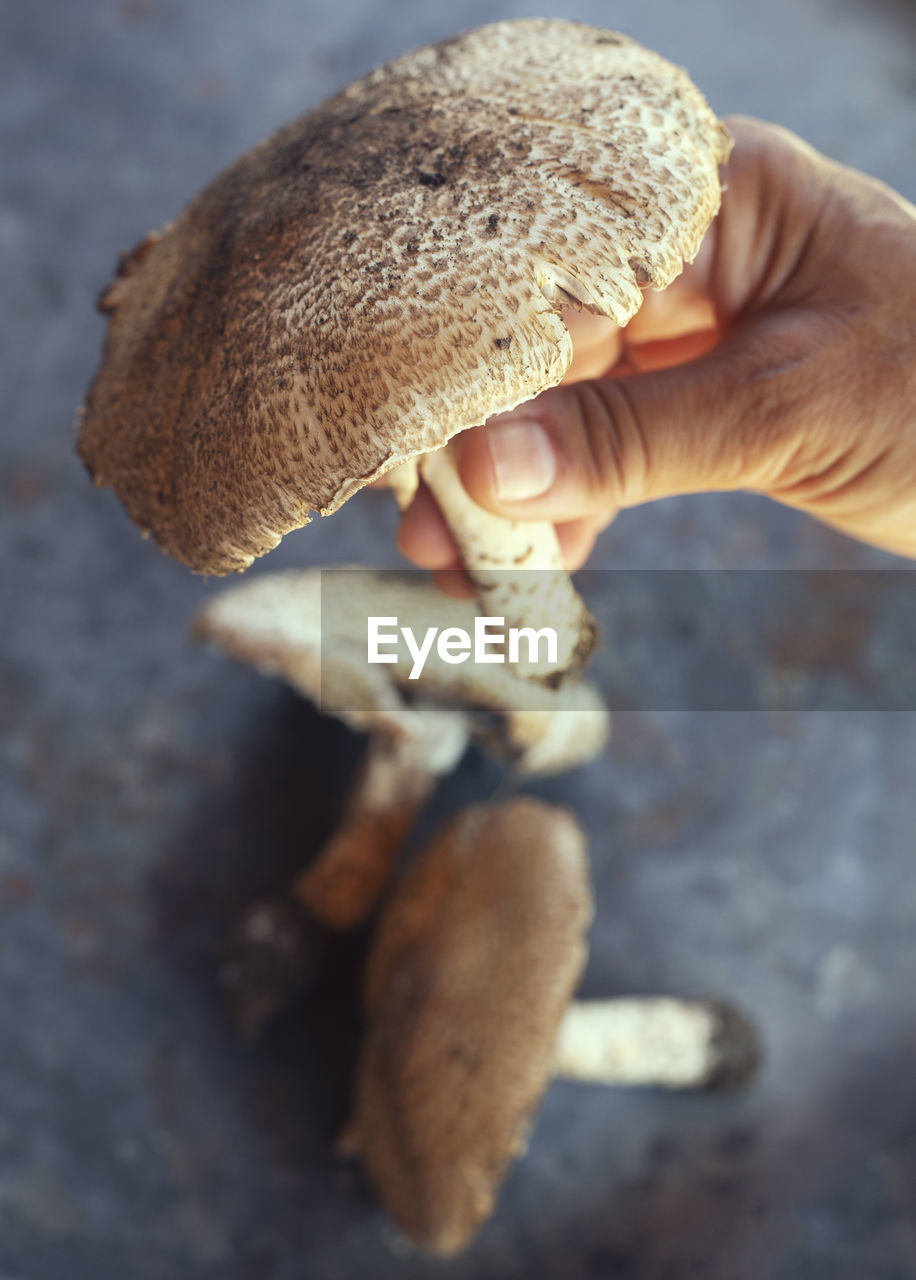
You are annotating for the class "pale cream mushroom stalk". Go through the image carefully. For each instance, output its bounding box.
[411,448,597,678]
[554,996,758,1090]
[78,19,730,681]
[350,798,758,1257]
[193,568,610,928]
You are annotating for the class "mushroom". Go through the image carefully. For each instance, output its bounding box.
[350,798,759,1256]
[193,568,609,928]
[78,19,731,679]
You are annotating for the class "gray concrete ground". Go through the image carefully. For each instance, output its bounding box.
[1,0,915,1277]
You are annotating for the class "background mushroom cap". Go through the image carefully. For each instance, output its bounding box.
[192,567,610,773]
[77,18,730,574]
[352,798,592,1256]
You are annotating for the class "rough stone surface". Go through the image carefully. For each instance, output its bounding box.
[1,1,916,1278]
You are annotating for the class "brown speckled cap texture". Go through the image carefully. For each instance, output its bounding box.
[353,798,593,1256]
[78,19,731,574]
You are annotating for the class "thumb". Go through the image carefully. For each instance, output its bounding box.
[457,316,816,522]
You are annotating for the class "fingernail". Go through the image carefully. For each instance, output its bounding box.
[486,417,557,502]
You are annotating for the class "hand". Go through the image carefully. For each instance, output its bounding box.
[397,117,916,589]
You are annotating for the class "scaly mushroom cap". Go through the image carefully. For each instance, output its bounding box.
[78,19,730,574]
[352,798,592,1256]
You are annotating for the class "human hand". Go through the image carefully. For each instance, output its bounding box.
[397,117,916,587]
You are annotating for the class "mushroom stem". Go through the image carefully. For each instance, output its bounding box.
[386,458,419,512]
[418,442,596,679]
[294,714,469,930]
[553,997,760,1090]
[501,688,609,776]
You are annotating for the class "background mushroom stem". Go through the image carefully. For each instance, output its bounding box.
[554,997,760,1089]
[295,713,469,930]
[418,442,597,679]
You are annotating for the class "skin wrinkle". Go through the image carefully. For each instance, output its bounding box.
[776,444,895,509]
[762,305,898,506]
[730,329,834,492]
[733,163,791,317]
[776,192,836,305]
[589,375,650,509]
[758,175,833,312]
[708,124,834,325]
[620,326,796,499]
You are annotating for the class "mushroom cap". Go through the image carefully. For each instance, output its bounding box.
[78,19,730,574]
[352,798,592,1256]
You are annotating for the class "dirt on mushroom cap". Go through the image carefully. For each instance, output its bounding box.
[77,19,730,575]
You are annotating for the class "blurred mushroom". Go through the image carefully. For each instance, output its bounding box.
[350,798,759,1256]
[352,798,591,1256]
[218,898,330,1043]
[78,19,730,679]
[193,568,609,929]
[295,713,467,931]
